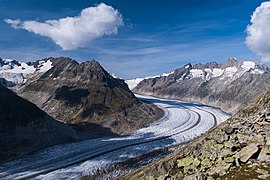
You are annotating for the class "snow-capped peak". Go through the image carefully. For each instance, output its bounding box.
[126,59,269,90]
[126,70,174,90]
[0,58,54,87]
[186,60,267,82]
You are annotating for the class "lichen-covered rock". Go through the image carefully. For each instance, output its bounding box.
[201,158,212,169]
[208,162,232,176]
[258,147,270,161]
[193,158,201,167]
[224,156,234,163]
[237,143,259,163]
[254,134,265,145]
[177,156,194,168]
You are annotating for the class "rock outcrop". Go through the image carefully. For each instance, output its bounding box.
[123,88,270,179]
[18,57,162,136]
[0,84,75,162]
[133,58,270,113]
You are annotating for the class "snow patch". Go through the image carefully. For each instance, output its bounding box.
[38,60,53,73]
[190,69,204,78]
[0,59,54,86]
[212,68,224,77]
[126,78,146,90]
[126,71,174,90]
[161,71,174,77]
[252,68,265,74]
[223,66,238,78]
[185,65,191,69]
[241,61,255,71]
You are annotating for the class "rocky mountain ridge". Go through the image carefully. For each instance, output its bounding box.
[17,57,162,136]
[132,58,270,113]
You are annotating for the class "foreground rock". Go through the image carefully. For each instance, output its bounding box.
[18,57,162,136]
[133,58,270,113]
[0,84,75,163]
[123,88,270,179]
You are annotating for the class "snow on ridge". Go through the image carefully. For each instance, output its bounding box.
[38,60,53,73]
[126,71,174,90]
[223,66,238,78]
[126,77,150,90]
[241,61,255,71]
[110,73,118,79]
[0,58,54,86]
[212,68,224,77]
[161,71,174,77]
[190,69,204,78]
[127,60,268,89]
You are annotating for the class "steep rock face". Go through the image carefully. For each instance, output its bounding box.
[123,88,270,180]
[0,84,75,162]
[18,57,162,135]
[134,58,270,113]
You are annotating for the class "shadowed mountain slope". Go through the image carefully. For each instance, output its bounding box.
[0,84,75,162]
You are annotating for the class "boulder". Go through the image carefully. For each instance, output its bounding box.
[237,143,259,163]
[258,147,270,161]
[201,158,212,169]
[177,156,194,168]
[254,134,265,145]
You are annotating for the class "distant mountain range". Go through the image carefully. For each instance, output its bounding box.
[124,75,270,180]
[129,58,270,113]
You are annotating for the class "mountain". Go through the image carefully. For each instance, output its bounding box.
[17,57,162,137]
[126,71,174,90]
[0,84,75,162]
[124,87,270,179]
[133,58,270,113]
[0,57,53,87]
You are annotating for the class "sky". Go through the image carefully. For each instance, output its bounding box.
[0,0,269,79]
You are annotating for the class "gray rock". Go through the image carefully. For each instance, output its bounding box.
[237,143,259,163]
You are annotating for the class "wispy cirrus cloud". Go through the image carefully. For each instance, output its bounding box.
[4,3,123,50]
[246,2,270,62]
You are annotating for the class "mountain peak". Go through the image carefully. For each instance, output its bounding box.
[81,60,104,71]
[222,57,241,68]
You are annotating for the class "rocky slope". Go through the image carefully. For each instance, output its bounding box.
[0,57,53,87]
[133,58,270,113]
[123,88,270,180]
[18,57,162,137]
[0,84,75,162]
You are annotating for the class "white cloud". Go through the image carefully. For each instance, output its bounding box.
[4,3,123,50]
[246,2,270,62]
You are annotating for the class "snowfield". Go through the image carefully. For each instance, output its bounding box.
[0,95,230,180]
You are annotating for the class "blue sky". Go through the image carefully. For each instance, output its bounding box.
[0,0,268,79]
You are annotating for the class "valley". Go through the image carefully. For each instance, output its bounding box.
[0,94,229,180]
[1,1,270,179]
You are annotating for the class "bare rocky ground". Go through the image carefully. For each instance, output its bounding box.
[123,88,270,180]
